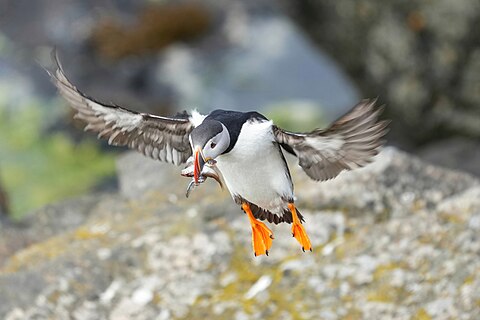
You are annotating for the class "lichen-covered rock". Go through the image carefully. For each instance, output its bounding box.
[1,148,480,319]
[280,0,480,143]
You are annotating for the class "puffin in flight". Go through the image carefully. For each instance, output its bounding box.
[49,55,389,257]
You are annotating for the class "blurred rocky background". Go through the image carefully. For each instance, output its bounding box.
[0,0,479,318]
[280,0,480,170]
[1,149,480,319]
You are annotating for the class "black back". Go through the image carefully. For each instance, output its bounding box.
[206,110,268,154]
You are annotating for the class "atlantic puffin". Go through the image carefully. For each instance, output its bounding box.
[48,54,389,256]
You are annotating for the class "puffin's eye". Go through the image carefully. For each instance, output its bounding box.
[210,142,217,149]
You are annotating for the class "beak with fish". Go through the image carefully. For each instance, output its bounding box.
[181,147,223,198]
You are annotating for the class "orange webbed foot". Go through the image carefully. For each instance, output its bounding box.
[292,222,312,252]
[251,220,274,256]
[288,203,312,252]
[242,203,274,257]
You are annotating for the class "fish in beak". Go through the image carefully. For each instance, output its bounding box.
[193,146,206,185]
[182,147,223,198]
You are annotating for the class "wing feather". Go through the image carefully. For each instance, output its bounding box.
[273,99,389,181]
[48,52,196,165]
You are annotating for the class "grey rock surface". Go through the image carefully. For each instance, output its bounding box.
[1,147,480,319]
[417,137,480,178]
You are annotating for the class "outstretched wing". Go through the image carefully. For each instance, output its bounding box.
[48,53,195,165]
[273,99,389,181]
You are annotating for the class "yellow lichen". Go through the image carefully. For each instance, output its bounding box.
[1,219,115,274]
[373,262,407,281]
[366,282,410,304]
[463,275,475,286]
[183,231,313,320]
[1,235,71,273]
[439,211,465,224]
[74,226,106,240]
[412,308,432,320]
[334,233,358,260]
[342,309,362,320]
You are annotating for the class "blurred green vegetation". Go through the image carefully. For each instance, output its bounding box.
[264,101,326,132]
[0,99,115,219]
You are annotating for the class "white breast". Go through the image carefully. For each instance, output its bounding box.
[215,120,293,214]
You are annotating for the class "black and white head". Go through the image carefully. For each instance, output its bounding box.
[189,119,230,183]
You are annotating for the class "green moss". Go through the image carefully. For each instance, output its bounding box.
[0,100,115,218]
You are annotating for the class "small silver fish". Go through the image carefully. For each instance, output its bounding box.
[181,158,223,198]
[185,179,196,198]
[185,177,205,198]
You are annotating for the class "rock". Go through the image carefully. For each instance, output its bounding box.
[417,137,480,177]
[1,147,480,319]
[280,0,480,143]
[0,195,114,266]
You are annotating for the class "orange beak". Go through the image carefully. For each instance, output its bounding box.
[193,147,205,185]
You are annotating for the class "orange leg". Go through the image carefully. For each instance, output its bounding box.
[288,203,312,252]
[242,203,274,256]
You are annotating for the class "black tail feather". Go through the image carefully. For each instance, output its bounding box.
[240,200,305,225]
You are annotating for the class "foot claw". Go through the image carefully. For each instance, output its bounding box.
[292,223,312,252]
[288,203,312,252]
[251,222,273,256]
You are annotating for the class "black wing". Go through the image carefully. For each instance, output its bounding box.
[273,99,389,181]
[48,53,195,165]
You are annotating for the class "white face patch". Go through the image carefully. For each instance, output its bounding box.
[202,123,230,160]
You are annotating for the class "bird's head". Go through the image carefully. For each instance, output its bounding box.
[189,120,230,184]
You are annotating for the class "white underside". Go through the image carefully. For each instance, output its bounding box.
[215,120,293,215]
